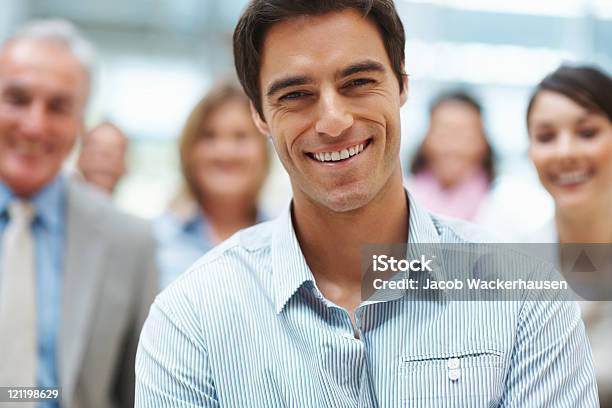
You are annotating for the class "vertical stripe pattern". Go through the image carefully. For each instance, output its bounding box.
[136,196,599,407]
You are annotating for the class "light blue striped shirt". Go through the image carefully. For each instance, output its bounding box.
[136,197,598,407]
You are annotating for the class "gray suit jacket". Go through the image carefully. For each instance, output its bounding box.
[58,178,157,408]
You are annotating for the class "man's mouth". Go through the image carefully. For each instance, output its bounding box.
[13,140,46,156]
[307,139,372,163]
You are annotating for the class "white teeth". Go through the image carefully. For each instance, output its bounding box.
[312,141,369,162]
[557,171,589,185]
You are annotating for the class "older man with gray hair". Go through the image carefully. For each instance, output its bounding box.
[0,19,157,408]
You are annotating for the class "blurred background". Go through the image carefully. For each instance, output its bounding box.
[1,0,611,228]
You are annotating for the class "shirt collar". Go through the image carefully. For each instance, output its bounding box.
[0,175,65,232]
[270,190,448,314]
[363,191,450,304]
[405,190,448,284]
[271,203,315,314]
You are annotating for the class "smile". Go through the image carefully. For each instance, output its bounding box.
[308,139,372,163]
[554,170,592,186]
[13,140,46,156]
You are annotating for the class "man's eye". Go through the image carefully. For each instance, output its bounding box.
[344,78,374,88]
[49,102,70,114]
[3,92,29,106]
[578,128,598,139]
[279,91,309,101]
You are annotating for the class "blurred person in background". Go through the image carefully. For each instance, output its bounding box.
[77,121,128,195]
[526,64,612,406]
[155,81,269,289]
[408,90,495,221]
[0,20,157,408]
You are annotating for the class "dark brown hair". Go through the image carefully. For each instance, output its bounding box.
[410,90,496,182]
[526,65,612,124]
[233,0,406,118]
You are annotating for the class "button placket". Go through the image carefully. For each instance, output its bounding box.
[331,308,355,339]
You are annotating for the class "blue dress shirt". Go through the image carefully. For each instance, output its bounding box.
[0,177,64,408]
[136,196,598,407]
[155,209,266,290]
[154,211,215,290]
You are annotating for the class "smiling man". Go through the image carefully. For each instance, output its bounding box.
[135,1,598,406]
[0,20,157,408]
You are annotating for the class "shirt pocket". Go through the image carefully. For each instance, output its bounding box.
[400,348,504,407]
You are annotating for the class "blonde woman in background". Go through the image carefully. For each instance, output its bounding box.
[526,65,612,406]
[155,82,270,289]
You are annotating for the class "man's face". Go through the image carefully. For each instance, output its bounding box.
[78,125,128,194]
[254,9,407,213]
[0,39,88,197]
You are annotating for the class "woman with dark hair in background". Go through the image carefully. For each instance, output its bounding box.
[526,65,612,406]
[155,81,270,289]
[408,90,495,221]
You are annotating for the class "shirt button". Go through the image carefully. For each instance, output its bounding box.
[448,368,461,381]
[447,357,460,369]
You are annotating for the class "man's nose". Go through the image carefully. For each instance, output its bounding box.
[314,89,354,137]
[20,102,48,138]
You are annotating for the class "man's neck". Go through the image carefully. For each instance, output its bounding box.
[291,166,408,313]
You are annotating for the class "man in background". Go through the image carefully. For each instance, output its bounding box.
[0,19,157,408]
[77,121,128,195]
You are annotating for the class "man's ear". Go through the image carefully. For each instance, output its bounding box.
[399,73,409,107]
[250,101,270,135]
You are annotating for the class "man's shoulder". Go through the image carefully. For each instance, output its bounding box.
[152,220,275,332]
[200,218,275,259]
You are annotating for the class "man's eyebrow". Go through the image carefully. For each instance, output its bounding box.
[264,60,386,98]
[266,76,313,98]
[337,60,386,79]
[2,82,26,92]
